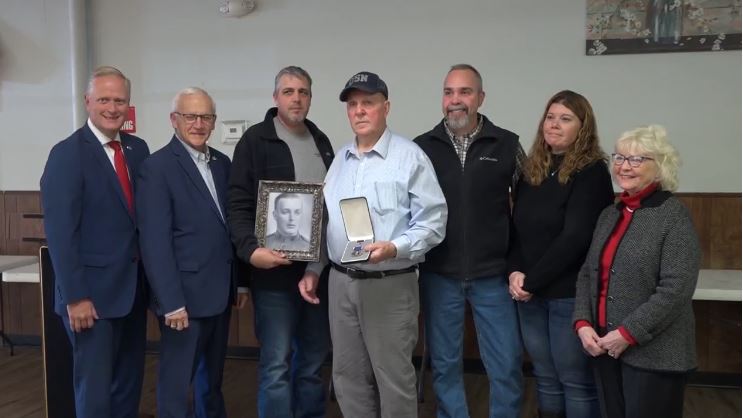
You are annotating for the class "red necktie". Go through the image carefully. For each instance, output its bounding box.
[107,141,134,213]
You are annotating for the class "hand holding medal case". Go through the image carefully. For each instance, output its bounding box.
[339,197,374,264]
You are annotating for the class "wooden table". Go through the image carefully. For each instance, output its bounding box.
[1,263,40,283]
[692,269,741,301]
[0,256,37,272]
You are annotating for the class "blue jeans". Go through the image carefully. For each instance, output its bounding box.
[518,297,599,418]
[422,273,522,418]
[252,288,330,418]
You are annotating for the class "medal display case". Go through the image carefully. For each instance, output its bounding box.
[339,197,374,264]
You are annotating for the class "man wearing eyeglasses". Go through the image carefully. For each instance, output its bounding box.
[228,66,334,418]
[136,87,246,418]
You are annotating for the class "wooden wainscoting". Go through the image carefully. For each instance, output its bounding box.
[1,191,44,340]
[677,193,741,374]
[694,300,740,374]
[3,191,46,255]
[439,193,743,376]
[677,193,742,270]
[145,298,259,350]
[0,191,740,374]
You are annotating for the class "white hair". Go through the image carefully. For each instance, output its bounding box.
[171,87,216,113]
[616,125,681,191]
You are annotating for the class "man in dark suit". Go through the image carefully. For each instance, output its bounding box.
[136,87,246,418]
[40,66,150,418]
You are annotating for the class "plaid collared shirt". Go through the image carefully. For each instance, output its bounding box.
[444,115,525,191]
[444,115,484,170]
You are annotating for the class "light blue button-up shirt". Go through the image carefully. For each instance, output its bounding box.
[177,136,224,222]
[324,128,448,271]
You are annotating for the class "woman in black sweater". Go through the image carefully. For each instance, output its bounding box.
[509,90,614,418]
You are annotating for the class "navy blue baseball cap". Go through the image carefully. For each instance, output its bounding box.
[339,71,388,102]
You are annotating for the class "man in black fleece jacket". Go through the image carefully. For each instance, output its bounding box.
[228,66,334,418]
[414,64,525,418]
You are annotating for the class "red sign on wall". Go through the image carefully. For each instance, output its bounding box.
[121,106,136,133]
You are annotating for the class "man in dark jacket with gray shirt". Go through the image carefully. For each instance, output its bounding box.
[414,64,524,418]
[228,66,334,418]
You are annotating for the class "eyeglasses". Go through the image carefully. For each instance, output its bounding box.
[174,112,216,124]
[611,153,654,168]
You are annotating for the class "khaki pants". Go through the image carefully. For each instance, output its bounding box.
[328,268,419,418]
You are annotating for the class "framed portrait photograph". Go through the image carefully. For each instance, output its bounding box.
[255,180,324,262]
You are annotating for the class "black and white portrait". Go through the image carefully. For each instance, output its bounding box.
[265,192,314,252]
[255,180,324,262]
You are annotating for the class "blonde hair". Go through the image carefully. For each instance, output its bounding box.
[87,66,130,96]
[615,125,681,191]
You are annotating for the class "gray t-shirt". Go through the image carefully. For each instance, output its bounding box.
[272,116,329,276]
[273,117,327,182]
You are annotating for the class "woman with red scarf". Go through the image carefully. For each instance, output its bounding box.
[573,125,700,418]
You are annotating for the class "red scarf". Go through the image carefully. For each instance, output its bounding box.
[596,182,658,342]
[574,182,658,340]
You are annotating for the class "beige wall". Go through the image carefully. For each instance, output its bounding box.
[1,0,740,191]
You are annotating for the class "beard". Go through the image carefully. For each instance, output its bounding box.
[287,113,306,124]
[446,106,470,131]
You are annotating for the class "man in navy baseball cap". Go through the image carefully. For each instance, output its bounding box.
[321,69,447,417]
[339,71,388,102]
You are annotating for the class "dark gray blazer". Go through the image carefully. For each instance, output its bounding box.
[573,190,701,372]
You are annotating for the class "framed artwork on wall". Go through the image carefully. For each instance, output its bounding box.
[586,0,741,55]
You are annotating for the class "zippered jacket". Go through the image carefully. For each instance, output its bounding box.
[414,116,522,280]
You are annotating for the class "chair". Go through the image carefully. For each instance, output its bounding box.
[39,246,76,418]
